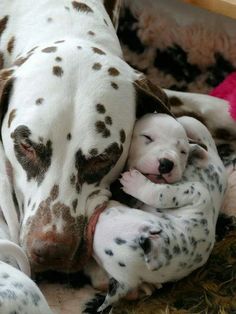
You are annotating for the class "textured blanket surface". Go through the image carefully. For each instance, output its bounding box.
[39,1,236,313]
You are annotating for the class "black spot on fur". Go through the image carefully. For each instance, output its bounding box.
[105,249,113,256]
[139,236,151,254]
[83,293,108,314]
[115,237,126,245]
[108,278,119,296]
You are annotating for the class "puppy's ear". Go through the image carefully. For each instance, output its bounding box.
[0,68,15,125]
[189,143,208,164]
[134,75,173,118]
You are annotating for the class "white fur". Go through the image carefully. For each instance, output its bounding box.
[93,114,227,311]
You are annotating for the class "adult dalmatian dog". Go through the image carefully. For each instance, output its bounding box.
[92,114,228,311]
[0,0,234,283]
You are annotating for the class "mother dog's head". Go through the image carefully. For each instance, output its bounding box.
[0,47,171,271]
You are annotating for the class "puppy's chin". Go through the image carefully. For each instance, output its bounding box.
[145,172,182,184]
[145,174,167,184]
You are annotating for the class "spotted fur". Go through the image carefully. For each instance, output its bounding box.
[93,114,227,311]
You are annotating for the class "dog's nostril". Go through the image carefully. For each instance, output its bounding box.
[31,239,70,264]
[158,158,174,174]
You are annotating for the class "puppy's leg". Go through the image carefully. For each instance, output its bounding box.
[98,278,131,312]
[121,169,210,209]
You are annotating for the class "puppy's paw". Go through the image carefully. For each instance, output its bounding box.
[120,169,147,198]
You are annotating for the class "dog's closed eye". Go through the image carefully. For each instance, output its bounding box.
[141,134,153,143]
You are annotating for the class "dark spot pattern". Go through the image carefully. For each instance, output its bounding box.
[0,16,8,37]
[108,278,119,297]
[95,121,110,138]
[139,236,151,254]
[105,116,112,125]
[35,98,44,105]
[105,249,113,256]
[89,148,98,156]
[169,96,184,107]
[92,63,102,70]
[88,31,95,36]
[72,199,78,212]
[115,237,126,245]
[111,82,119,89]
[72,1,94,13]
[54,40,65,44]
[8,109,17,128]
[92,47,106,55]
[11,125,53,184]
[67,133,71,140]
[75,142,123,191]
[7,36,15,54]
[96,103,106,114]
[108,67,120,76]
[14,55,30,67]
[0,51,4,69]
[53,66,63,76]
[120,129,126,143]
[55,56,62,62]
[42,46,57,53]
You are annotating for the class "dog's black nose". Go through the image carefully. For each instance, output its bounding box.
[159,158,174,174]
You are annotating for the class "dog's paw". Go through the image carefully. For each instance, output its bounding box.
[120,169,147,198]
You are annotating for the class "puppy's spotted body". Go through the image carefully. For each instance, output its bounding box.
[93,114,227,311]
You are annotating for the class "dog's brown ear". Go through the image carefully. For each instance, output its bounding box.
[134,76,173,118]
[103,0,121,31]
[0,69,15,125]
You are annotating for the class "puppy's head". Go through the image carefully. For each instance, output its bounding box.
[127,114,190,183]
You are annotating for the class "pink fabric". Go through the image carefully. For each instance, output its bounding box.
[210,72,236,120]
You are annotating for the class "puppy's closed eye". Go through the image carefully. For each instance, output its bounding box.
[141,134,153,143]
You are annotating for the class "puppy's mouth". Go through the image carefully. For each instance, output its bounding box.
[145,173,167,184]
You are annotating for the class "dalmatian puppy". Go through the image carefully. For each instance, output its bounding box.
[0,220,53,314]
[0,244,53,314]
[92,114,227,311]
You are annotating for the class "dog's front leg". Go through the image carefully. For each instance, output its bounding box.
[121,169,209,209]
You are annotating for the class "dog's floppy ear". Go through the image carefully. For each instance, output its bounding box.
[189,143,208,164]
[134,75,173,118]
[103,0,121,31]
[0,68,15,125]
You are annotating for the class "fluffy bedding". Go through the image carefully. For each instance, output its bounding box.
[39,1,236,313]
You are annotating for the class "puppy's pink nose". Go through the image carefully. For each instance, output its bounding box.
[31,239,72,265]
[159,158,174,174]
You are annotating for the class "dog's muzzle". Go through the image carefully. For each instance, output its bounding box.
[23,203,107,272]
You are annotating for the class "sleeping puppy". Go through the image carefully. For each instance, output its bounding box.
[92,114,227,312]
